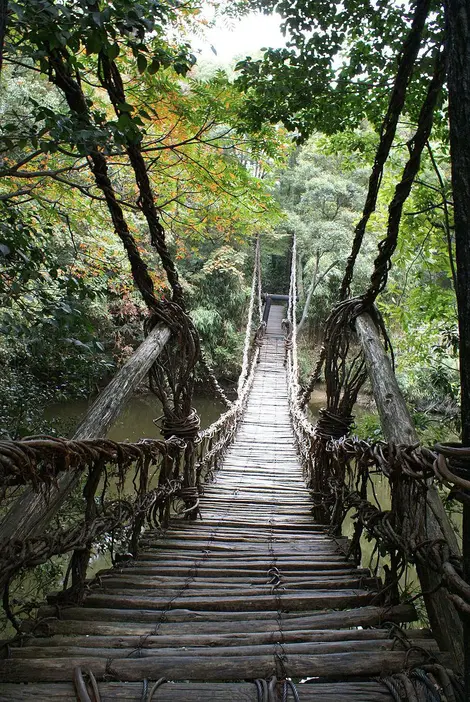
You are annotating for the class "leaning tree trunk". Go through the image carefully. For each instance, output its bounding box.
[0,325,170,544]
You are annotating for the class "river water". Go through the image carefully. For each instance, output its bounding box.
[45,391,226,440]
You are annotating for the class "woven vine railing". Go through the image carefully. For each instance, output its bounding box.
[0,236,265,635]
[284,235,469,670]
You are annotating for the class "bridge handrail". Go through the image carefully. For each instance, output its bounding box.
[0,267,264,632]
[284,285,468,667]
[237,235,263,398]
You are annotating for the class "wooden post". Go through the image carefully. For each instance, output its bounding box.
[0,323,171,544]
[355,312,464,668]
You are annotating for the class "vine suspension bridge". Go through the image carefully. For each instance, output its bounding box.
[0,239,468,701]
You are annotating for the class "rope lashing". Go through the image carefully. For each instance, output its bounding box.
[146,678,168,701]
[282,319,292,348]
[175,485,201,518]
[255,321,267,347]
[434,443,470,494]
[73,667,101,702]
[315,409,354,441]
[267,565,282,589]
[283,679,301,702]
[153,408,201,442]
[379,665,465,702]
[253,677,301,701]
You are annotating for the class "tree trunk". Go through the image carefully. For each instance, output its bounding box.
[445,0,470,693]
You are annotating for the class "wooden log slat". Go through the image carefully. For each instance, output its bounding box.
[35,602,418,631]
[0,681,402,701]
[0,651,436,683]
[20,627,432,649]
[80,590,376,612]
[11,637,439,660]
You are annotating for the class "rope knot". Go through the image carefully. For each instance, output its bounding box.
[434,442,470,494]
[155,408,201,441]
[315,409,354,441]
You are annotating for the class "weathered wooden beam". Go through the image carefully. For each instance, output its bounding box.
[36,602,418,631]
[0,323,171,544]
[355,312,463,668]
[0,650,436,684]
[0,681,407,701]
[73,324,171,441]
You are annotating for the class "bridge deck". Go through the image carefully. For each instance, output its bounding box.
[0,306,442,700]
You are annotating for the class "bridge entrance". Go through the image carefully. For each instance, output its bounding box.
[0,310,445,701]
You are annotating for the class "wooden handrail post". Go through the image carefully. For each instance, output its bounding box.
[0,323,171,545]
[355,312,464,669]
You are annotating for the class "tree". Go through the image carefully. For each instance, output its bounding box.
[274,138,369,336]
[236,0,446,139]
[0,0,287,435]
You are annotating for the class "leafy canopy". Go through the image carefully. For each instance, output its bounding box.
[235,0,446,139]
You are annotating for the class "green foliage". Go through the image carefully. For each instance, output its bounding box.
[373,142,460,431]
[187,245,249,379]
[0,197,124,437]
[0,557,67,636]
[352,411,384,442]
[0,0,289,436]
[235,0,446,141]
[273,136,370,335]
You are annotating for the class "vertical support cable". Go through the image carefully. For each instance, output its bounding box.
[257,238,263,325]
[445,0,470,693]
[287,235,299,397]
[237,234,261,398]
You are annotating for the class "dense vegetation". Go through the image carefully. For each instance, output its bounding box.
[0,0,462,446]
[0,0,289,437]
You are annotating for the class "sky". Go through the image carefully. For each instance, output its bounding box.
[191,12,286,65]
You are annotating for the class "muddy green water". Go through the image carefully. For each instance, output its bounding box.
[44,391,226,441]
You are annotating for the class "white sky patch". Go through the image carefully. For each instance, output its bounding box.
[192,12,286,64]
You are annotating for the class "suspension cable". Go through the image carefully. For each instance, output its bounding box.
[286,235,299,398]
[237,234,262,397]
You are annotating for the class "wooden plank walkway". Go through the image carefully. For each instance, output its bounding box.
[0,305,442,700]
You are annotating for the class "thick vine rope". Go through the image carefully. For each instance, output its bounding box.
[299,40,446,410]
[285,235,299,398]
[362,44,447,306]
[339,0,432,302]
